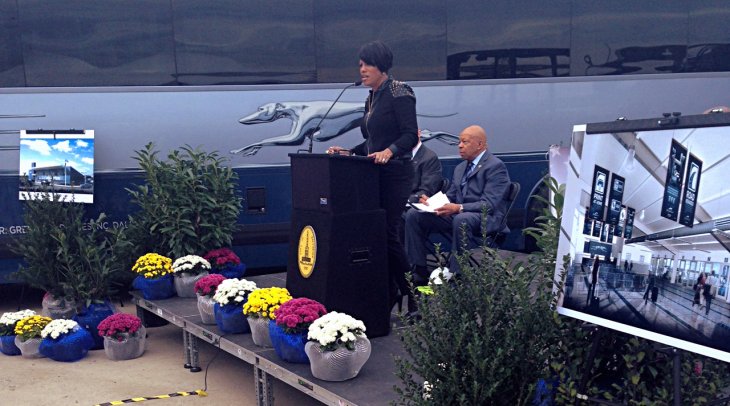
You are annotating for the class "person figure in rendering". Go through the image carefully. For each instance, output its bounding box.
[327,40,418,313]
[704,271,718,316]
[587,257,600,306]
[692,272,706,309]
[404,125,510,276]
[643,274,656,303]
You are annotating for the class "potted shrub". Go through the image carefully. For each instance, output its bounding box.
[10,191,78,318]
[10,189,123,347]
[39,319,94,362]
[117,143,241,266]
[243,287,292,347]
[54,212,121,350]
[97,313,146,361]
[204,248,246,279]
[172,255,211,298]
[305,312,371,381]
[14,315,52,358]
[193,274,226,325]
[212,278,257,334]
[270,298,327,364]
[0,309,36,356]
[131,253,175,300]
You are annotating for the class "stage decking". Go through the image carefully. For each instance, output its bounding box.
[131,273,408,406]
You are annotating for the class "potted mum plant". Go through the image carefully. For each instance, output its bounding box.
[0,309,36,356]
[270,298,327,364]
[243,287,292,347]
[131,253,175,300]
[204,248,246,279]
[14,315,52,358]
[39,319,94,362]
[305,312,371,381]
[212,278,257,334]
[97,313,146,361]
[193,274,226,325]
[172,255,211,298]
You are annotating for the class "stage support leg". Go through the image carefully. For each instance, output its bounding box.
[183,330,192,369]
[254,360,273,406]
[189,332,202,372]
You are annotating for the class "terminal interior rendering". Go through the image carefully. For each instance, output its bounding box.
[556,114,730,359]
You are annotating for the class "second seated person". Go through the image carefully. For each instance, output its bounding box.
[405,125,511,275]
[327,40,418,310]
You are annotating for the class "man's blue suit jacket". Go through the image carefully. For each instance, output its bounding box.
[445,150,511,235]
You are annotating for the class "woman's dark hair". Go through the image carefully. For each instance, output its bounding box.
[359,41,393,73]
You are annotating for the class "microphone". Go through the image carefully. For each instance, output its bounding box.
[304,81,361,153]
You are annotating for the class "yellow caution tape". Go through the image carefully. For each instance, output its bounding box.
[94,390,207,406]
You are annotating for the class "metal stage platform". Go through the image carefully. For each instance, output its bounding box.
[131,273,407,406]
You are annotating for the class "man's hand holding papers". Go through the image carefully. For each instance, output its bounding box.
[410,191,450,213]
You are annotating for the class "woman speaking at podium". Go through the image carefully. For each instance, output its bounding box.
[327,40,418,313]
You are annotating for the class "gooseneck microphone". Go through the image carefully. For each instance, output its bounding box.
[304,81,362,153]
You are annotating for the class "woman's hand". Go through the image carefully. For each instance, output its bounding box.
[326,146,348,155]
[368,148,393,165]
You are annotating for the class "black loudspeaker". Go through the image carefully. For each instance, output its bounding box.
[287,208,390,337]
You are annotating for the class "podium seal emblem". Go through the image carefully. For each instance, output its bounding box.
[297,225,317,278]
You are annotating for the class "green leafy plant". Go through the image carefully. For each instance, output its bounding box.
[10,190,123,306]
[118,143,241,263]
[10,191,73,298]
[394,177,566,405]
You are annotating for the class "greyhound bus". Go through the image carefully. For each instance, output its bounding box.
[1,1,730,275]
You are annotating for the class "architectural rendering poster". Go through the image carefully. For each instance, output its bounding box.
[624,207,635,239]
[679,153,702,227]
[606,173,625,225]
[556,123,730,363]
[19,130,94,203]
[588,165,609,220]
[660,139,687,221]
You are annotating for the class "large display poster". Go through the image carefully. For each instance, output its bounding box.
[606,174,625,225]
[679,154,702,227]
[624,207,635,239]
[19,130,95,204]
[556,121,730,363]
[588,165,609,220]
[660,139,687,221]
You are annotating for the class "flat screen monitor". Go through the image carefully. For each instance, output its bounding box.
[555,113,730,362]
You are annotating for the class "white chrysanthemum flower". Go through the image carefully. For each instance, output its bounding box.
[0,309,36,326]
[429,267,453,285]
[172,255,211,274]
[307,311,366,349]
[212,278,257,306]
[41,319,78,339]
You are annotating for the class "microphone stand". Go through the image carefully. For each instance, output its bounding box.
[302,81,361,154]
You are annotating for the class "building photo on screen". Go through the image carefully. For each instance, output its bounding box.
[555,113,730,362]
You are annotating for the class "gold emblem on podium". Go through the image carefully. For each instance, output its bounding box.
[297,225,316,278]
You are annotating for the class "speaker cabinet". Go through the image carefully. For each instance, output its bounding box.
[287,208,390,337]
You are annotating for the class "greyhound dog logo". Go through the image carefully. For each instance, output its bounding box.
[231,101,457,156]
[231,101,364,156]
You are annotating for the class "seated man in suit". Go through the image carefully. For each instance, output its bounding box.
[408,129,443,203]
[405,125,511,276]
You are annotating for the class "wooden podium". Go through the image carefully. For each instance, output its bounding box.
[287,153,390,337]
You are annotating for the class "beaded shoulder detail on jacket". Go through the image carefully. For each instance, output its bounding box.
[389,80,415,99]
